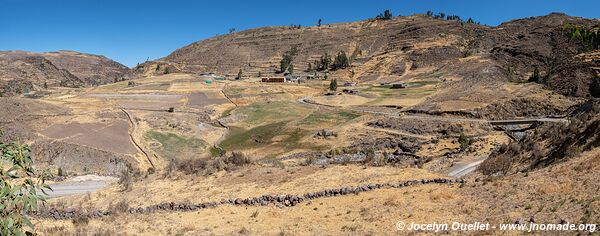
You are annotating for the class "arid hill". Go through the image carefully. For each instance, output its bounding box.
[140,13,599,97]
[0,50,130,96]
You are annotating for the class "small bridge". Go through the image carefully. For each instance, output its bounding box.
[488,117,569,126]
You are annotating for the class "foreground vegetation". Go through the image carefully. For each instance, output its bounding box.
[1,137,49,235]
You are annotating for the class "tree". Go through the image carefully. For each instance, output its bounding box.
[377,10,393,20]
[306,62,313,72]
[331,51,349,70]
[317,53,332,71]
[329,79,337,91]
[1,140,50,235]
[446,15,461,21]
[466,17,475,24]
[43,82,48,89]
[317,19,322,27]
[237,68,243,80]
[164,67,170,74]
[229,28,236,34]
[426,11,434,17]
[279,46,298,73]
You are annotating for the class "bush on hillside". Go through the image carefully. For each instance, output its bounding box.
[166,151,252,176]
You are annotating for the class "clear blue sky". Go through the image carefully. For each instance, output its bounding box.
[1,0,598,67]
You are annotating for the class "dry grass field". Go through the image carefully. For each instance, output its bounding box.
[17,69,595,235]
[1,12,597,235]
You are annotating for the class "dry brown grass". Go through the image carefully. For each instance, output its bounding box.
[37,184,469,235]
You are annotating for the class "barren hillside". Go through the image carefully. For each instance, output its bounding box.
[0,50,131,96]
[143,13,598,97]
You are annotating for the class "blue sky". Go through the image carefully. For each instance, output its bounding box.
[0,0,598,67]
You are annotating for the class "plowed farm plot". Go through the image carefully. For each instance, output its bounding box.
[125,83,171,91]
[187,92,228,108]
[43,120,137,155]
[85,93,186,110]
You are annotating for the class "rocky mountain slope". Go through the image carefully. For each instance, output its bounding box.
[0,50,130,96]
[0,55,82,96]
[142,13,599,98]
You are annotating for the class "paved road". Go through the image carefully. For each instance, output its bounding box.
[447,157,487,177]
[47,175,117,198]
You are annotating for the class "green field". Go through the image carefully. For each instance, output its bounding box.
[219,121,327,155]
[232,101,312,126]
[362,81,437,98]
[146,131,208,159]
[299,111,360,125]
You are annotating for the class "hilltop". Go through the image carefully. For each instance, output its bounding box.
[141,13,599,97]
[0,50,130,96]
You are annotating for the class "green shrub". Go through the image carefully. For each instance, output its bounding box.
[1,141,50,235]
[563,24,599,50]
[458,133,470,151]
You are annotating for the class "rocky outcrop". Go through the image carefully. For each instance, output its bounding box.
[480,100,600,175]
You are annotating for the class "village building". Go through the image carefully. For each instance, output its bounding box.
[261,77,286,83]
[390,83,407,89]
